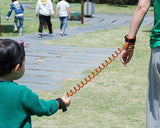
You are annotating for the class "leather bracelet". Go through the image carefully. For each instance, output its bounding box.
[56,98,67,112]
[123,34,136,51]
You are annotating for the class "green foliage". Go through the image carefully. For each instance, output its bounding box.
[70,12,81,21]
[68,0,138,5]
[105,0,138,5]
[68,0,82,3]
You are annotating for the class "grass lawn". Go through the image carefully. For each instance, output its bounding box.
[0,1,153,127]
[0,1,153,37]
[0,0,82,37]
[31,25,151,128]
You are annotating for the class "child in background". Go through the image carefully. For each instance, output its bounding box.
[0,38,71,128]
[7,0,24,36]
[56,0,70,36]
[35,0,54,38]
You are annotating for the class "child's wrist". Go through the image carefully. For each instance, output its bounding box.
[56,98,67,112]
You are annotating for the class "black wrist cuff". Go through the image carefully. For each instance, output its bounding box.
[123,34,136,51]
[124,35,136,44]
[56,98,67,112]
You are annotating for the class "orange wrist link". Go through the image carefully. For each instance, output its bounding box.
[123,34,136,51]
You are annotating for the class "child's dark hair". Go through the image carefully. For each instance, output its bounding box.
[0,38,25,76]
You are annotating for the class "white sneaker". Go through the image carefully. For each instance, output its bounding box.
[19,33,24,36]
[60,31,64,36]
[38,33,42,38]
[14,29,17,32]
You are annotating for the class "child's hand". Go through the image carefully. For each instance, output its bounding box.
[56,92,70,112]
[61,92,70,107]
[68,16,70,20]
[56,15,58,20]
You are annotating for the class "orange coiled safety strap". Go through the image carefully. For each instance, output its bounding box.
[67,48,123,97]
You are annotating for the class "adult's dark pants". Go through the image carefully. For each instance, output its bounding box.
[38,14,52,33]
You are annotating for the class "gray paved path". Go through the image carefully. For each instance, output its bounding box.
[2,13,154,90]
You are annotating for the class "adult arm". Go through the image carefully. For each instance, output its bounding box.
[120,0,151,67]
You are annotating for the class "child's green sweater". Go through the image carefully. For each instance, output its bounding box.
[0,81,58,128]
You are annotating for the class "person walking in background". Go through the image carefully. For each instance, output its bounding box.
[120,0,160,127]
[6,0,24,36]
[35,0,54,38]
[56,0,70,36]
[0,38,71,127]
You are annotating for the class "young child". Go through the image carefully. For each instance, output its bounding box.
[0,38,71,127]
[35,0,54,38]
[56,0,70,36]
[7,0,24,36]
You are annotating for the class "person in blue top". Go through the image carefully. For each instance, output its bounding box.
[7,0,24,36]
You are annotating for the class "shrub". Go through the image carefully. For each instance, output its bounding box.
[67,0,138,5]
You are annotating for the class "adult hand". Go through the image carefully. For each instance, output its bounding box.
[61,92,71,107]
[120,50,133,67]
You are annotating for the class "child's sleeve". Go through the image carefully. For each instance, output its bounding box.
[35,1,39,15]
[20,3,24,12]
[49,0,54,15]
[22,87,59,117]
[67,2,70,8]
[7,4,14,17]
[57,2,59,8]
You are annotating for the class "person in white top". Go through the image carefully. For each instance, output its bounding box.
[35,0,54,38]
[56,0,70,36]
